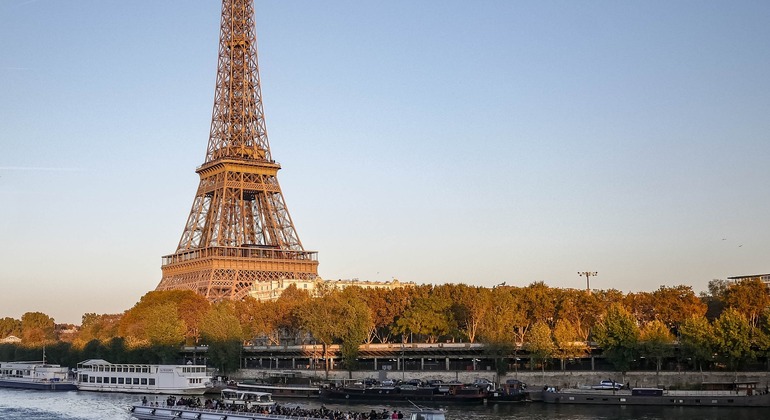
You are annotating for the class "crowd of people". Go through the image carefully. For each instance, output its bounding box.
[140,395,407,420]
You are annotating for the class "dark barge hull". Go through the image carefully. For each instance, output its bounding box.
[0,379,77,391]
[542,390,770,407]
[320,387,487,404]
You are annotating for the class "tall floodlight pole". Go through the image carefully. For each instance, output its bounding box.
[578,271,597,292]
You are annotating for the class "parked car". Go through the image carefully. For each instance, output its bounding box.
[592,380,622,390]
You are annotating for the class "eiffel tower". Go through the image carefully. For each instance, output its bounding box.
[155,0,318,301]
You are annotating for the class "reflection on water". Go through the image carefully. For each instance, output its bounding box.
[0,388,767,420]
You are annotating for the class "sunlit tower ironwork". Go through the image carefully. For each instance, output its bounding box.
[155,0,318,301]
[578,271,597,293]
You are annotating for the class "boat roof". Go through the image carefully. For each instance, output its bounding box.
[77,359,207,368]
[79,359,112,365]
[0,361,62,367]
[222,388,272,397]
[1,360,46,364]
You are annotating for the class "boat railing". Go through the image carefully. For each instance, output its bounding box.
[138,405,329,420]
[667,390,747,397]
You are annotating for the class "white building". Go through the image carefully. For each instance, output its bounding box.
[248,277,414,301]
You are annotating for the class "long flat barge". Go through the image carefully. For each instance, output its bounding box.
[542,388,770,407]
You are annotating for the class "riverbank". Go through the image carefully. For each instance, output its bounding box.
[233,369,770,390]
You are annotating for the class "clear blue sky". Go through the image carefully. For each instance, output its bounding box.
[1,1,769,325]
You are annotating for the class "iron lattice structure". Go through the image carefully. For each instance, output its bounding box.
[156,0,318,301]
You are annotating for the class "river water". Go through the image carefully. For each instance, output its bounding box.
[0,388,767,419]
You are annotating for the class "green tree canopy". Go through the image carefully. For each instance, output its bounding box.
[394,293,454,343]
[74,313,122,348]
[638,320,674,372]
[678,315,715,372]
[723,279,770,329]
[0,317,22,339]
[713,308,753,370]
[524,321,554,372]
[552,319,589,370]
[21,312,56,344]
[199,302,244,343]
[592,303,639,372]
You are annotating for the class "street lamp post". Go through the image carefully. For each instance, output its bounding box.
[578,271,597,292]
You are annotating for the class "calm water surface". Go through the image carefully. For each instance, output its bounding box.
[0,388,767,419]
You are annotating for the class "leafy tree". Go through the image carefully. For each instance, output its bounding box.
[235,296,283,344]
[169,291,210,344]
[703,279,730,320]
[638,320,674,372]
[74,313,122,348]
[337,289,374,373]
[296,293,348,375]
[679,315,715,372]
[21,312,56,344]
[651,285,707,329]
[274,285,312,344]
[525,321,554,372]
[723,279,770,329]
[521,282,557,326]
[207,339,242,375]
[753,308,770,369]
[394,294,454,343]
[625,292,656,325]
[478,286,526,346]
[199,302,244,343]
[145,303,187,346]
[0,317,21,339]
[592,303,639,372]
[451,285,490,343]
[552,319,589,370]
[713,308,753,370]
[199,302,245,375]
[555,289,601,341]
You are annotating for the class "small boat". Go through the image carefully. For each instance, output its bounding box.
[76,359,212,395]
[220,388,275,410]
[487,379,529,403]
[408,408,446,420]
[0,360,77,391]
[237,381,320,398]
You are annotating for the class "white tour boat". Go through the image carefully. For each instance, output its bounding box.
[130,391,445,420]
[0,360,77,391]
[76,359,212,395]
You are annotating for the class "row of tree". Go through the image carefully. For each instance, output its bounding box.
[2,279,769,373]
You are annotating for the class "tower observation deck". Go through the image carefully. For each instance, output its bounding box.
[155,0,318,301]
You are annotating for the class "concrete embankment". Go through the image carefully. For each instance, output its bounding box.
[233,369,770,390]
